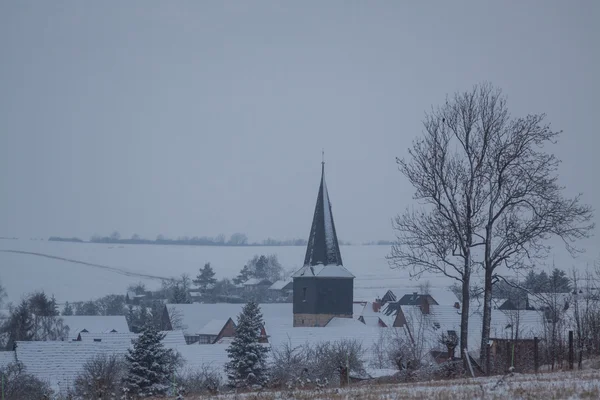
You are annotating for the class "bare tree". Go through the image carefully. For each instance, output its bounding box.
[391,83,594,373]
[476,84,594,371]
[390,84,496,361]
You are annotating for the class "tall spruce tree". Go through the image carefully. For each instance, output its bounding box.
[225,301,269,387]
[123,324,176,397]
[193,262,217,293]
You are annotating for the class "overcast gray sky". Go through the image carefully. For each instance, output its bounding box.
[1,1,598,248]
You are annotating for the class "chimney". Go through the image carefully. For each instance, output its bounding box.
[372,301,382,313]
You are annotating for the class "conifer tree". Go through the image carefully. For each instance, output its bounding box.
[193,262,217,293]
[225,301,269,387]
[233,264,252,285]
[62,301,74,316]
[123,324,176,397]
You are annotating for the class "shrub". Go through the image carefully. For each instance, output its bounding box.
[176,365,222,395]
[73,353,126,400]
[0,362,53,400]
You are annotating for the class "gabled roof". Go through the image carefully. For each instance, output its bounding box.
[268,279,293,291]
[243,278,273,286]
[197,319,231,336]
[61,315,130,340]
[166,303,292,336]
[15,340,128,391]
[293,162,353,279]
[77,330,186,350]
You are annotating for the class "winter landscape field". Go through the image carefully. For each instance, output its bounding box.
[0,239,449,304]
[2,239,592,305]
[154,369,600,399]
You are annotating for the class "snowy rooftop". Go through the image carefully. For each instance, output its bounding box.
[15,340,129,392]
[77,330,186,350]
[167,303,292,336]
[61,315,130,340]
[268,279,293,290]
[197,319,230,336]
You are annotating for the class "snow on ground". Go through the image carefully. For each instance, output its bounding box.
[0,240,455,303]
[165,369,600,399]
[1,239,593,304]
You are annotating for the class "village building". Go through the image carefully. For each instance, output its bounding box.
[292,161,355,327]
[60,315,130,341]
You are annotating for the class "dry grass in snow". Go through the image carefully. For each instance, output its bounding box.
[174,369,600,399]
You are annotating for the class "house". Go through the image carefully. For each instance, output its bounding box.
[243,278,273,290]
[125,291,148,305]
[381,289,460,308]
[197,318,235,344]
[268,279,293,300]
[76,330,186,349]
[60,315,130,341]
[162,303,292,344]
[12,329,186,392]
[292,162,355,327]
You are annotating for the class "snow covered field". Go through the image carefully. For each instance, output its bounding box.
[161,369,600,399]
[0,240,450,303]
[1,239,591,304]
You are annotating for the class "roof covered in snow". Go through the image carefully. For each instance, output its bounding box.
[15,340,128,391]
[197,319,230,336]
[243,278,272,286]
[293,163,353,279]
[61,315,130,340]
[166,303,292,336]
[77,330,186,350]
[268,279,293,290]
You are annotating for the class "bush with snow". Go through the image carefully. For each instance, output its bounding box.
[0,361,53,400]
[73,353,126,400]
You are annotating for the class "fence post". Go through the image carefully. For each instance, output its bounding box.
[486,343,491,375]
[534,337,539,373]
[568,330,574,370]
[506,341,511,372]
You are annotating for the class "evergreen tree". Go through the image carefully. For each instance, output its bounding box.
[253,256,269,280]
[225,301,269,387]
[524,270,551,293]
[233,264,252,285]
[123,324,176,397]
[193,262,217,292]
[549,268,572,293]
[170,284,189,304]
[62,301,74,316]
[1,300,34,350]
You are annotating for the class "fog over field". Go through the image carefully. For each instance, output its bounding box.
[1,238,596,304]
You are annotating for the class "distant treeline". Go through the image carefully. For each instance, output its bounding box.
[47,236,84,243]
[48,232,311,247]
[46,233,390,246]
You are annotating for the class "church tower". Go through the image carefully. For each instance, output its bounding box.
[292,160,354,327]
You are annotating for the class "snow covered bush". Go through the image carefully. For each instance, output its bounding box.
[176,365,222,395]
[269,339,366,389]
[0,361,53,400]
[73,353,126,400]
[122,324,179,398]
[225,301,269,388]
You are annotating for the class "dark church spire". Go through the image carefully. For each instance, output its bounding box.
[302,159,343,267]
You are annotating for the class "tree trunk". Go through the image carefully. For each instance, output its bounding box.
[460,262,470,369]
[480,268,493,374]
